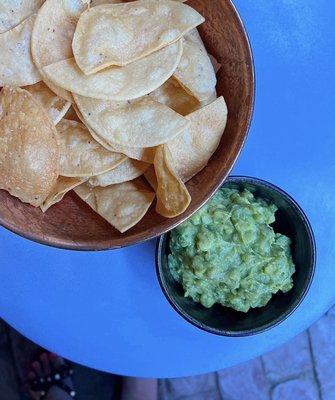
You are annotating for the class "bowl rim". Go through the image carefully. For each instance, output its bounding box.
[155,175,317,337]
[0,0,256,251]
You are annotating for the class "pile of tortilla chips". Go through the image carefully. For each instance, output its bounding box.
[0,0,228,233]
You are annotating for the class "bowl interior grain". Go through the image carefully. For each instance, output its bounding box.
[0,0,255,250]
[156,177,316,336]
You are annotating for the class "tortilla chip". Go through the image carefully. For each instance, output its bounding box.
[0,0,44,34]
[69,103,151,164]
[73,80,194,161]
[63,0,91,14]
[154,144,191,218]
[85,128,156,163]
[74,178,155,233]
[25,82,71,124]
[109,144,156,164]
[31,0,89,101]
[89,159,150,186]
[70,103,155,163]
[0,87,59,206]
[149,78,199,116]
[40,176,86,212]
[43,40,183,101]
[0,14,41,86]
[144,165,158,190]
[73,93,188,148]
[184,28,221,73]
[57,119,126,177]
[73,0,204,73]
[91,0,123,5]
[174,37,216,101]
[209,54,221,74]
[184,28,205,48]
[86,130,156,163]
[200,90,217,107]
[167,96,227,182]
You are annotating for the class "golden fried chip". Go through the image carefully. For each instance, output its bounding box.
[73,93,188,147]
[144,165,158,190]
[89,158,150,186]
[167,96,227,182]
[200,90,217,107]
[184,28,204,48]
[108,144,156,164]
[57,119,126,177]
[149,78,199,116]
[174,37,216,101]
[209,54,221,74]
[91,0,122,5]
[74,178,155,233]
[0,87,59,206]
[0,0,44,34]
[0,14,41,86]
[154,144,191,218]
[31,0,89,101]
[183,29,221,73]
[70,103,156,163]
[70,103,115,149]
[40,176,86,212]
[87,131,156,164]
[43,40,183,101]
[25,82,71,124]
[73,0,204,73]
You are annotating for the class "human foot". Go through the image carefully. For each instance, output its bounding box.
[28,353,76,400]
[121,378,158,400]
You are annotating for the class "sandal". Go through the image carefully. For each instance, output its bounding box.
[28,353,76,399]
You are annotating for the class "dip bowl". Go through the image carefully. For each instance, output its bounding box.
[156,176,316,336]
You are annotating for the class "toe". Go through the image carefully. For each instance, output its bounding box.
[40,353,51,376]
[32,361,43,378]
[29,389,41,400]
[49,353,65,369]
[27,370,42,400]
[28,371,36,381]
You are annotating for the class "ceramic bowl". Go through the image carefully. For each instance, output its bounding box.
[156,176,316,336]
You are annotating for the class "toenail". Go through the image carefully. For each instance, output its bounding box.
[54,373,60,380]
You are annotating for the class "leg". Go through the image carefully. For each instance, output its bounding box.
[120,377,158,400]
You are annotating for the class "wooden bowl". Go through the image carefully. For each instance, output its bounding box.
[0,0,255,250]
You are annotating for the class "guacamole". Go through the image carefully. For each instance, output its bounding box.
[168,188,295,312]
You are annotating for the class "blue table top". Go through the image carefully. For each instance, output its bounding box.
[0,0,334,379]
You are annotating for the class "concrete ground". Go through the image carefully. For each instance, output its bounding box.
[0,306,334,400]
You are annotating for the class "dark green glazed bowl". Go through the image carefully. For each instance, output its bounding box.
[156,176,316,336]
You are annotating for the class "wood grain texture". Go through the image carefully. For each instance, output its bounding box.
[0,0,255,250]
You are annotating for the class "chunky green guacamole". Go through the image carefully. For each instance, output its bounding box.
[168,188,295,312]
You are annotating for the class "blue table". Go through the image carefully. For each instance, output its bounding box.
[0,0,334,379]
